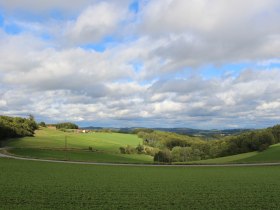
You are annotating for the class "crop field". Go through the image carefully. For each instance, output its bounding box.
[193,143,280,164]
[5,128,153,163]
[0,158,280,209]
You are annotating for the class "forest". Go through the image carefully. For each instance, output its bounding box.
[134,125,280,162]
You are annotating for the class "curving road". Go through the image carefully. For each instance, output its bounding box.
[1,148,280,167]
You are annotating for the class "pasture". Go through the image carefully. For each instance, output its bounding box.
[5,128,153,163]
[0,158,280,209]
[6,128,142,151]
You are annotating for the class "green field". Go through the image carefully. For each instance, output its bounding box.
[2,128,280,209]
[7,128,142,151]
[0,158,279,209]
[5,128,280,164]
[8,148,153,163]
[193,143,280,164]
[5,128,153,163]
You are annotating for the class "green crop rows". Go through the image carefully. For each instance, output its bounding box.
[1,158,280,209]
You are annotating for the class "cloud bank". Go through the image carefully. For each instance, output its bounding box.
[0,0,280,128]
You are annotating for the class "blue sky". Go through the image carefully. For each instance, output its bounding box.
[1,0,280,129]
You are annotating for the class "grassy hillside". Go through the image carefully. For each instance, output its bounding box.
[8,148,153,163]
[5,128,153,163]
[193,143,280,164]
[0,158,279,209]
[7,128,143,151]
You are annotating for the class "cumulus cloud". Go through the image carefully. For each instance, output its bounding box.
[0,0,280,128]
[0,0,98,14]
[64,2,128,44]
[136,0,280,69]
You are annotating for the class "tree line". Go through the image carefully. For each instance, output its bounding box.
[55,122,79,130]
[0,115,38,143]
[134,125,280,163]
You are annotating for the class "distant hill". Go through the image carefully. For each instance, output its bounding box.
[154,128,252,137]
[81,126,252,137]
[80,126,104,130]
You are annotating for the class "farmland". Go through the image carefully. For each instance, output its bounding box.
[6,128,142,151]
[4,127,280,164]
[0,158,280,209]
[5,128,153,163]
[1,123,280,209]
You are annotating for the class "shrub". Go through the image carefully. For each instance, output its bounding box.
[144,147,159,156]
[119,147,126,154]
[136,144,144,154]
[125,145,135,154]
[258,144,269,152]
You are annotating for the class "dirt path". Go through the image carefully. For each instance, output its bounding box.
[0,148,280,167]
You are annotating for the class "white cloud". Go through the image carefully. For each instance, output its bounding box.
[1,0,280,128]
[0,0,97,14]
[0,100,7,107]
[65,2,127,44]
[257,101,280,111]
[134,0,280,69]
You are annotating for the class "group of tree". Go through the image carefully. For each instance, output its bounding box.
[55,122,79,130]
[134,125,280,163]
[119,144,159,156]
[119,144,145,154]
[0,115,38,142]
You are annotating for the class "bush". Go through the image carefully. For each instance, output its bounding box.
[144,147,159,156]
[258,144,269,152]
[136,144,144,154]
[119,147,126,154]
[119,145,136,154]
[125,145,135,154]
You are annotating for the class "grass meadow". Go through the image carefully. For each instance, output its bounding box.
[7,128,142,151]
[5,128,153,163]
[193,143,280,164]
[6,128,280,164]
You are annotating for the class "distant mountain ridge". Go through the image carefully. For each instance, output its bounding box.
[81,126,252,137]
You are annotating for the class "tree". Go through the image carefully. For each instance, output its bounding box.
[171,147,182,162]
[0,115,38,141]
[154,149,172,163]
[136,144,144,154]
[39,122,46,127]
[119,147,126,154]
[271,125,280,143]
[56,122,78,129]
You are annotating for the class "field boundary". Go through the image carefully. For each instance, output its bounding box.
[1,148,280,167]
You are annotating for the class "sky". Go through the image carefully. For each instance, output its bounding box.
[1,0,280,129]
